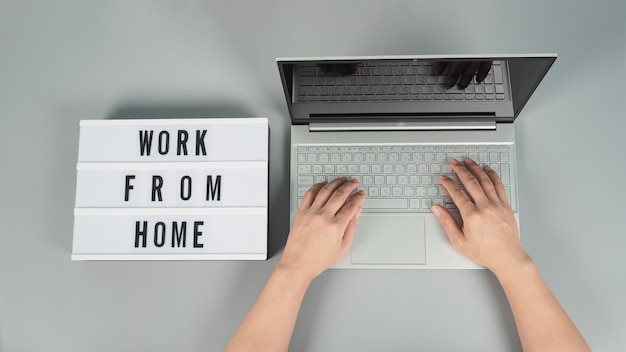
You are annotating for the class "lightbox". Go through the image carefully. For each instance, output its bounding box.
[72,118,268,260]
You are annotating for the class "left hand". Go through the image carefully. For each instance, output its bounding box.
[279,177,365,281]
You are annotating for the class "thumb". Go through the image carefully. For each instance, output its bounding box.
[431,205,465,249]
[342,207,361,251]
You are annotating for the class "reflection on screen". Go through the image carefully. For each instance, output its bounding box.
[278,56,556,120]
[294,60,506,104]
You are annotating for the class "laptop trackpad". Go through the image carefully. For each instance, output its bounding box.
[351,214,425,265]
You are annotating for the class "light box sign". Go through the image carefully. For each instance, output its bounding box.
[72,118,268,260]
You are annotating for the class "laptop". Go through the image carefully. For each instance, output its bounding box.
[277,54,556,269]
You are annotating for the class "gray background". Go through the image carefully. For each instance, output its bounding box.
[1,0,625,351]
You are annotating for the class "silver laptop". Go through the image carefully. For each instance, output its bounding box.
[277,54,556,269]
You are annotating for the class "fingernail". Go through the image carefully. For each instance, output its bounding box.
[465,158,475,164]
[431,206,440,217]
[451,159,461,165]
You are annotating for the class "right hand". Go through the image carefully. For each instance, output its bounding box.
[430,158,530,274]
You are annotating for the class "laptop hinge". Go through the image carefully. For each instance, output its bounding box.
[309,117,496,132]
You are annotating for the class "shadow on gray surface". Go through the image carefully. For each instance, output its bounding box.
[265,125,291,259]
[200,261,274,350]
[106,103,254,121]
[483,271,523,351]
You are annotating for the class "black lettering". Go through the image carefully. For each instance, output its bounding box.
[196,129,207,155]
[152,175,163,201]
[124,175,135,201]
[154,222,166,247]
[139,130,154,156]
[180,176,192,201]
[177,130,188,155]
[206,175,221,201]
[171,222,187,247]
[158,131,170,155]
[194,221,204,248]
[135,221,147,248]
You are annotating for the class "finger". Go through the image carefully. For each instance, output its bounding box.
[347,63,359,74]
[312,177,348,208]
[300,181,327,209]
[462,158,500,201]
[450,159,490,204]
[458,62,480,89]
[431,205,465,250]
[318,64,331,74]
[476,61,492,83]
[433,61,447,75]
[324,179,361,214]
[484,165,510,205]
[337,64,350,75]
[446,62,468,89]
[335,189,365,225]
[341,206,362,251]
[440,175,475,215]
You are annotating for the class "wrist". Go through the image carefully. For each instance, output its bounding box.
[275,260,316,286]
[491,254,536,282]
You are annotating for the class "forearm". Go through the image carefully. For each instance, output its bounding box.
[494,259,590,352]
[227,178,362,351]
[226,264,312,352]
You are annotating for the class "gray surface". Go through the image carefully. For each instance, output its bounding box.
[1,0,625,351]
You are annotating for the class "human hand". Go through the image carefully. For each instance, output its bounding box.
[430,159,529,274]
[433,61,493,89]
[279,177,365,281]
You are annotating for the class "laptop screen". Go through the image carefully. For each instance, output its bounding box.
[277,55,556,124]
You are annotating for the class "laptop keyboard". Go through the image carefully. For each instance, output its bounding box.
[295,144,515,212]
[296,60,507,103]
